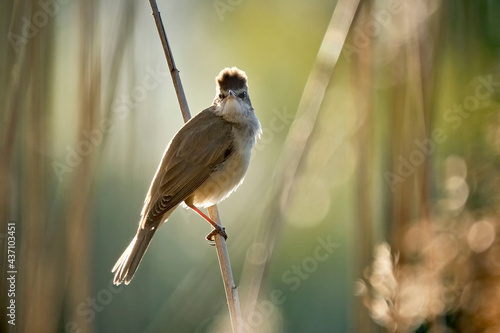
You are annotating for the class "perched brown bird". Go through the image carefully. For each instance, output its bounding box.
[112,67,261,285]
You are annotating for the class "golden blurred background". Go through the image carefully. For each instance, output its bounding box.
[2,0,500,332]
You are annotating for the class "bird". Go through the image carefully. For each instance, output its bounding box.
[112,67,261,285]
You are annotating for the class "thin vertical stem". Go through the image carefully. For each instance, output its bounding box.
[208,205,243,333]
[148,1,242,331]
[148,0,190,122]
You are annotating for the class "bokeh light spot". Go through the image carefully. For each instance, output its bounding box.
[467,220,496,253]
[285,176,331,228]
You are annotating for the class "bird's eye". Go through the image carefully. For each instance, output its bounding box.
[219,93,224,99]
[238,91,247,99]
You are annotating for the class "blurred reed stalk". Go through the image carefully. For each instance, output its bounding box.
[358,0,442,331]
[350,3,377,332]
[387,5,433,252]
[1,0,135,332]
[148,1,243,331]
[356,1,500,332]
[238,0,360,329]
[7,0,62,332]
[62,1,102,332]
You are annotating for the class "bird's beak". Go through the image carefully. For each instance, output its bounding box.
[227,90,236,99]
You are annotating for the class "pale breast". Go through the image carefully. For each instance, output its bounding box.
[191,148,250,207]
[189,99,260,207]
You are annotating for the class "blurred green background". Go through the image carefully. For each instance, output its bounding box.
[2,0,500,332]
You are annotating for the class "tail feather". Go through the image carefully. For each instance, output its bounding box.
[112,227,156,285]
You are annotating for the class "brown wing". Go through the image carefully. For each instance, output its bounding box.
[140,108,234,228]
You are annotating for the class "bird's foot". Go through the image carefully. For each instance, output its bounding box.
[206,225,228,242]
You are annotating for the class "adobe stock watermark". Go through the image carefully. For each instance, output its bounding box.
[342,0,404,63]
[62,280,124,333]
[384,74,499,191]
[242,235,339,331]
[213,0,244,21]
[8,0,72,53]
[5,221,17,327]
[52,64,169,182]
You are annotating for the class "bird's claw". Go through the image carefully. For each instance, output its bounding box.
[206,225,228,242]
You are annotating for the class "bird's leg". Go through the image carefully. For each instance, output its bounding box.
[186,203,228,241]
